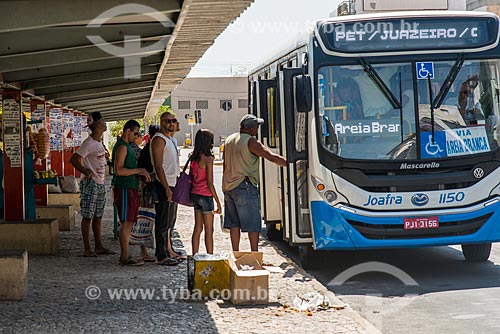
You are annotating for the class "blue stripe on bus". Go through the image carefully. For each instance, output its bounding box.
[310,200,500,250]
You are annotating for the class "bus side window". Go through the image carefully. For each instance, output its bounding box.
[266,87,278,148]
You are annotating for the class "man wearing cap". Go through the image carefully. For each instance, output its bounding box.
[222,114,287,251]
[70,112,115,257]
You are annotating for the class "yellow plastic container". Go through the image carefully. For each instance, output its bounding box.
[187,255,231,298]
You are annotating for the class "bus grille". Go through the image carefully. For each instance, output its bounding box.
[346,213,493,240]
[334,162,500,192]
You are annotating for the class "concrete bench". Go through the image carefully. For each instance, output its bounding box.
[36,205,75,231]
[0,250,28,300]
[48,193,80,211]
[0,219,59,255]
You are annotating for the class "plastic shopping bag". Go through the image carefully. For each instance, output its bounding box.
[130,207,156,249]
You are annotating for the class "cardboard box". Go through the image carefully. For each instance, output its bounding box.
[187,255,231,298]
[229,251,269,305]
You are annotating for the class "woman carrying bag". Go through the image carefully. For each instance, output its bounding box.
[189,129,222,255]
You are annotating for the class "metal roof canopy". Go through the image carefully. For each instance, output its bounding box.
[0,0,254,121]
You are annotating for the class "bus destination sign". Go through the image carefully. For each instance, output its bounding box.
[316,16,499,54]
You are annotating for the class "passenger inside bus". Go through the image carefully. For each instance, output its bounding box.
[457,75,485,125]
[331,78,364,120]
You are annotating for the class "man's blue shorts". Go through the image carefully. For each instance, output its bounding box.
[223,180,261,233]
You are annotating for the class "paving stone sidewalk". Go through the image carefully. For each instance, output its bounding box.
[0,177,378,334]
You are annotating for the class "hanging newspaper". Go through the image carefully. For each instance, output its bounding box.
[62,112,74,149]
[2,99,22,167]
[49,108,63,151]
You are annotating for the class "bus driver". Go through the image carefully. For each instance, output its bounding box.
[457,75,485,125]
[332,78,364,120]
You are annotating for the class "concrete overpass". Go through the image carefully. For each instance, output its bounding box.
[0,0,254,121]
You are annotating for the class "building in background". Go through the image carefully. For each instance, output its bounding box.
[468,0,500,13]
[171,77,248,146]
[335,0,466,16]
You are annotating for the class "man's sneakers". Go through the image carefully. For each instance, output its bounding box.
[119,257,144,266]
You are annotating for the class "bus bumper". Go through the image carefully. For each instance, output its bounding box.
[310,200,500,250]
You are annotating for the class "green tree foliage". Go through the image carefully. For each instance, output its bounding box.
[109,120,127,139]
[107,104,171,150]
[108,118,144,151]
[158,105,172,114]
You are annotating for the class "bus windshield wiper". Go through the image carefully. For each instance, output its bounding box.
[397,72,403,143]
[359,58,402,110]
[427,75,436,143]
[432,54,465,108]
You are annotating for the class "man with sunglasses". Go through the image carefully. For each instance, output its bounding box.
[113,120,151,266]
[151,111,183,265]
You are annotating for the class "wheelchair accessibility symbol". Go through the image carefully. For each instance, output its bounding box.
[421,132,446,158]
[425,135,443,155]
[416,62,434,79]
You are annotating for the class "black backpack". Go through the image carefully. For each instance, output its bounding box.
[138,142,153,173]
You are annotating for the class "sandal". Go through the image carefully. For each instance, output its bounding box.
[96,248,117,255]
[142,255,156,262]
[157,257,181,266]
[170,250,186,260]
[119,257,144,266]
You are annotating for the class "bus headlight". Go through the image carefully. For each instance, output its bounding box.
[324,190,337,203]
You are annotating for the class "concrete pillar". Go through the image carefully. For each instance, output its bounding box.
[36,205,75,231]
[1,90,25,221]
[0,219,59,255]
[0,250,28,301]
[48,193,81,211]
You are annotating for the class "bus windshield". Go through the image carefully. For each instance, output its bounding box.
[317,60,500,160]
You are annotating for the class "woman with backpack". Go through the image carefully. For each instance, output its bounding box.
[190,129,221,255]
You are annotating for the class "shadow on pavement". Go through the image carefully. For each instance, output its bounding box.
[262,228,500,297]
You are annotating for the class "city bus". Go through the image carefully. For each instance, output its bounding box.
[249,11,500,268]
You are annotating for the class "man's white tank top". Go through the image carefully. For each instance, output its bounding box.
[152,132,179,187]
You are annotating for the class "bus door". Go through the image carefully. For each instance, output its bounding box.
[278,68,313,245]
[255,78,284,239]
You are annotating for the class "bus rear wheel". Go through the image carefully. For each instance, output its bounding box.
[298,244,314,269]
[461,243,492,262]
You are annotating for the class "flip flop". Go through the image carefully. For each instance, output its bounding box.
[83,252,97,257]
[96,248,117,255]
[173,256,186,262]
[142,255,156,262]
[157,258,181,266]
[119,257,144,266]
[170,250,186,260]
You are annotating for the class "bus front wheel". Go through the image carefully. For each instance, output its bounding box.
[298,244,314,269]
[461,243,492,262]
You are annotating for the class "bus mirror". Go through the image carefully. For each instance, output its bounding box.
[295,75,312,112]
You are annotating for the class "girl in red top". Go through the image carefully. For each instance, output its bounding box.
[190,129,222,254]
